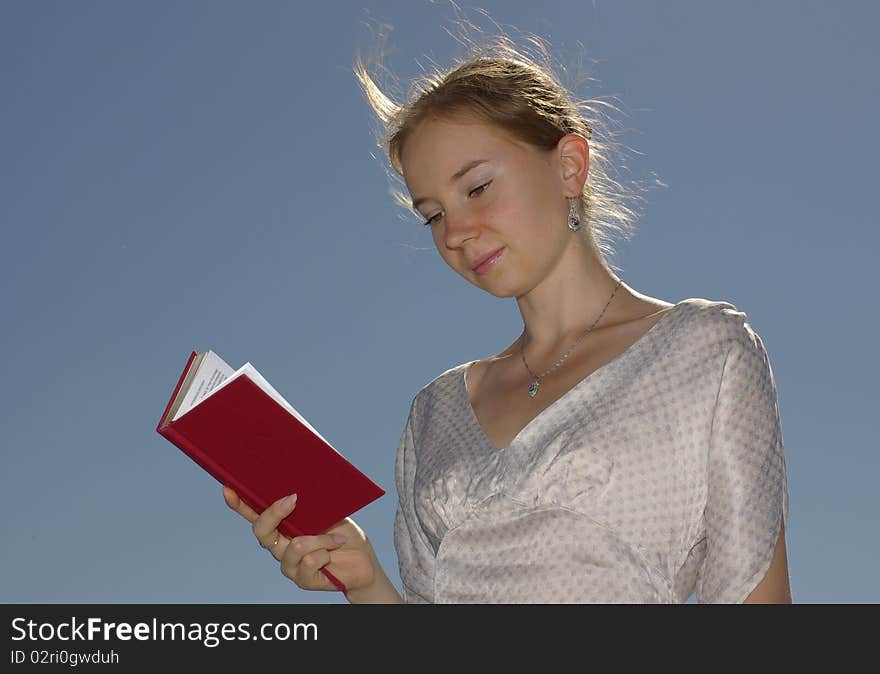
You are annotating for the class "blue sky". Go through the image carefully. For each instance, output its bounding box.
[2,1,877,604]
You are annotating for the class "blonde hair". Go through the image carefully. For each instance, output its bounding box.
[353,10,661,268]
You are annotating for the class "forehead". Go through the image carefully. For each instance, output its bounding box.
[401,116,529,185]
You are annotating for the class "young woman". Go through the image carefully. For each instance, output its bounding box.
[222,34,791,604]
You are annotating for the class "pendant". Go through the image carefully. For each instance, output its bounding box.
[528,379,540,397]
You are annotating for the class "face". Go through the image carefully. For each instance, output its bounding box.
[400,115,580,298]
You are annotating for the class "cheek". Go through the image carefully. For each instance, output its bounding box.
[492,200,549,246]
[491,179,549,228]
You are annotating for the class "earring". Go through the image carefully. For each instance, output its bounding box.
[567,197,581,231]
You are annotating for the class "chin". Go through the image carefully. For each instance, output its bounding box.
[469,278,520,299]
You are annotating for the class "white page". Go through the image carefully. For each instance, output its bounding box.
[172,350,235,421]
[176,354,338,452]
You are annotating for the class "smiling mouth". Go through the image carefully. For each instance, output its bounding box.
[472,248,504,276]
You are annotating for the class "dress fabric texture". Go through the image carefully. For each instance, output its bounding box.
[393,298,790,603]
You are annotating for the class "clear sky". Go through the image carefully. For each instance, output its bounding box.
[2,1,877,604]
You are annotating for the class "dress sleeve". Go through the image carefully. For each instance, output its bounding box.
[393,401,436,603]
[697,322,791,604]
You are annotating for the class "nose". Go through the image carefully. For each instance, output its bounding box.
[442,206,481,250]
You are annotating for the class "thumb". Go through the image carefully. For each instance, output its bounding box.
[222,486,238,507]
[328,533,348,548]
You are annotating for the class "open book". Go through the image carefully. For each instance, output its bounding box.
[157,350,386,593]
[160,350,335,442]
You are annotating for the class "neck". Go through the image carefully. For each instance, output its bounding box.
[515,237,631,358]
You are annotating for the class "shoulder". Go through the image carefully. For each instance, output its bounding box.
[673,297,759,347]
[675,296,744,324]
[673,298,778,389]
[404,359,473,424]
[640,297,774,381]
[416,359,472,396]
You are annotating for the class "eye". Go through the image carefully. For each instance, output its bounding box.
[469,181,491,198]
[423,211,443,227]
[422,181,492,227]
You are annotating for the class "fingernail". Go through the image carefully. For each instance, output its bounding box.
[281,493,297,509]
[331,534,347,545]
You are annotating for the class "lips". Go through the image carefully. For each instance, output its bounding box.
[470,247,504,273]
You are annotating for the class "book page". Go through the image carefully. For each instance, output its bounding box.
[171,351,235,421]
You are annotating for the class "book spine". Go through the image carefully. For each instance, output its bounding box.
[158,422,347,594]
[157,351,198,432]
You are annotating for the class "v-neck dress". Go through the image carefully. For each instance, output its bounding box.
[393,298,790,603]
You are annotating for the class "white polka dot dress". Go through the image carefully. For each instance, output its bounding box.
[393,298,790,603]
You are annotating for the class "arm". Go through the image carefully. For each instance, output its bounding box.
[743,520,792,603]
[392,397,437,603]
[342,545,403,604]
[698,321,792,604]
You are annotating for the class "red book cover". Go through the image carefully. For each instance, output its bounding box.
[157,351,385,593]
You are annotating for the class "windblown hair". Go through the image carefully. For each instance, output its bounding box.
[353,11,659,267]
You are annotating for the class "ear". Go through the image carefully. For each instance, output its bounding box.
[556,133,589,196]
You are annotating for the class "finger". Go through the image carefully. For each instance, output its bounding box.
[282,534,347,589]
[299,548,335,585]
[222,486,261,523]
[261,530,291,559]
[252,493,297,548]
[283,533,347,568]
[283,551,336,591]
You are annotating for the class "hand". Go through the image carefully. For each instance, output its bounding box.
[222,486,378,594]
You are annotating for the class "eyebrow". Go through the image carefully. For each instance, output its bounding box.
[411,159,489,211]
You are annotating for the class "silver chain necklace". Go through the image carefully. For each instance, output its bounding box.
[520,279,623,397]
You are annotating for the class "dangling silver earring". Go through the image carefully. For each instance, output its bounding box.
[567,197,581,231]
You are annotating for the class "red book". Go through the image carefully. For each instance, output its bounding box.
[156,350,386,593]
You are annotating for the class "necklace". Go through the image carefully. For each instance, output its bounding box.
[519,279,623,397]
